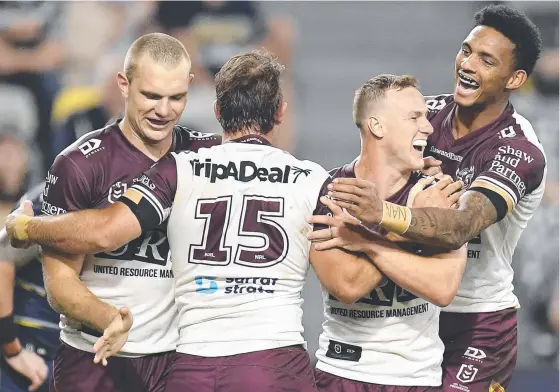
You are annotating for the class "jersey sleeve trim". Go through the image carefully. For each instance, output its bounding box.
[471,177,514,213]
[129,185,166,224]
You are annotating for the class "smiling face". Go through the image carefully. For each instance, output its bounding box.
[118,54,193,144]
[454,26,518,108]
[377,87,434,171]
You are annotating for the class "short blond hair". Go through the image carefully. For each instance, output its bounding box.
[353,74,418,128]
[124,33,191,83]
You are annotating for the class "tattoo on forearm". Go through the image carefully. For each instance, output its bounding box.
[405,191,498,248]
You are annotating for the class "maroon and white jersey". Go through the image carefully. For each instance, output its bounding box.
[315,161,443,386]
[42,120,220,355]
[425,94,546,313]
[128,135,330,357]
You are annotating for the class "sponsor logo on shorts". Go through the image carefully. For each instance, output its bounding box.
[108,181,128,204]
[489,381,504,392]
[78,138,104,157]
[456,364,479,383]
[463,346,486,362]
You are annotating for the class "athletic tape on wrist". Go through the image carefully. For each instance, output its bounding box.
[13,215,31,242]
[379,201,412,235]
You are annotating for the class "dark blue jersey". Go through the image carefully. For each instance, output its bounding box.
[11,182,60,359]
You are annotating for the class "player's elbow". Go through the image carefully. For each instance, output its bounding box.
[333,277,381,305]
[46,292,63,314]
[45,282,64,314]
[332,288,363,305]
[430,281,460,308]
[431,291,455,308]
[90,232,116,253]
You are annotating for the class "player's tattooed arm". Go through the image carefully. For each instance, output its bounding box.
[42,250,119,333]
[327,178,498,250]
[6,202,142,254]
[405,190,498,249]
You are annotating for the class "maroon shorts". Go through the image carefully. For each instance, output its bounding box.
[49,342,175,392]
[314,369,441,392]
[164,345,318,392]
[439,308,517,392]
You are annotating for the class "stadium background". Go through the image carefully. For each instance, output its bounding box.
[0,1,557,390]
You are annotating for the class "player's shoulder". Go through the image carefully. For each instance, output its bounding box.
[424,94,454,113]
[277,150,329,178]
[328,160,357,179]
[54,121,120,171]
[489,106,546,161]
[172,125,222,153]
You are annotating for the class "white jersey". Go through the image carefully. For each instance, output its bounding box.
[314,163,443,386]
[426,95,547,313]
[42,122,221,355]
[131,136,330,357]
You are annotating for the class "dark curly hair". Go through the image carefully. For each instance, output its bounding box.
[474,4,542,76]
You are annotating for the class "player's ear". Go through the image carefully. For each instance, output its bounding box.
[188,73,194,86]
[213,100,221,121]
[274,102,288,125]
[505,69,527,91]
[367,116,384,139]
[117,72,130,99]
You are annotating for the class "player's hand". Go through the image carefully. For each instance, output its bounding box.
[307,196,385,252]
[4,349,49,391]
[421,157,442,177]
[411,175,464,209]
[6,200,34,248]
[327,178,383,225]
[93,307,133,366]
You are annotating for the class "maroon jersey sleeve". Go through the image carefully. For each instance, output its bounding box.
[312,176,334,231]
[471,138,546,214]
[124,154,178,228]
[42,154,92,215]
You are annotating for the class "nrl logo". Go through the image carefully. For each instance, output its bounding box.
[108,182,128,204]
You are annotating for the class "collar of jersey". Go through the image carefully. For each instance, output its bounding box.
[225,134,272,146]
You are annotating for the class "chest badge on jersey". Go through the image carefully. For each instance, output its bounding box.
[108,182,128,204]
[456,165,475,188]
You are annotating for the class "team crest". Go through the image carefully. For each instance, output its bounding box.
[456,165,475,188]
[456,364,478,383]
[108,182,128,204]
[489,381,504,392]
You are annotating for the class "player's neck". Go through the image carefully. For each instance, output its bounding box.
[119,118,173,161]
[222,129,275,146]
[355,146,410,201]
[452,98,509,139]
